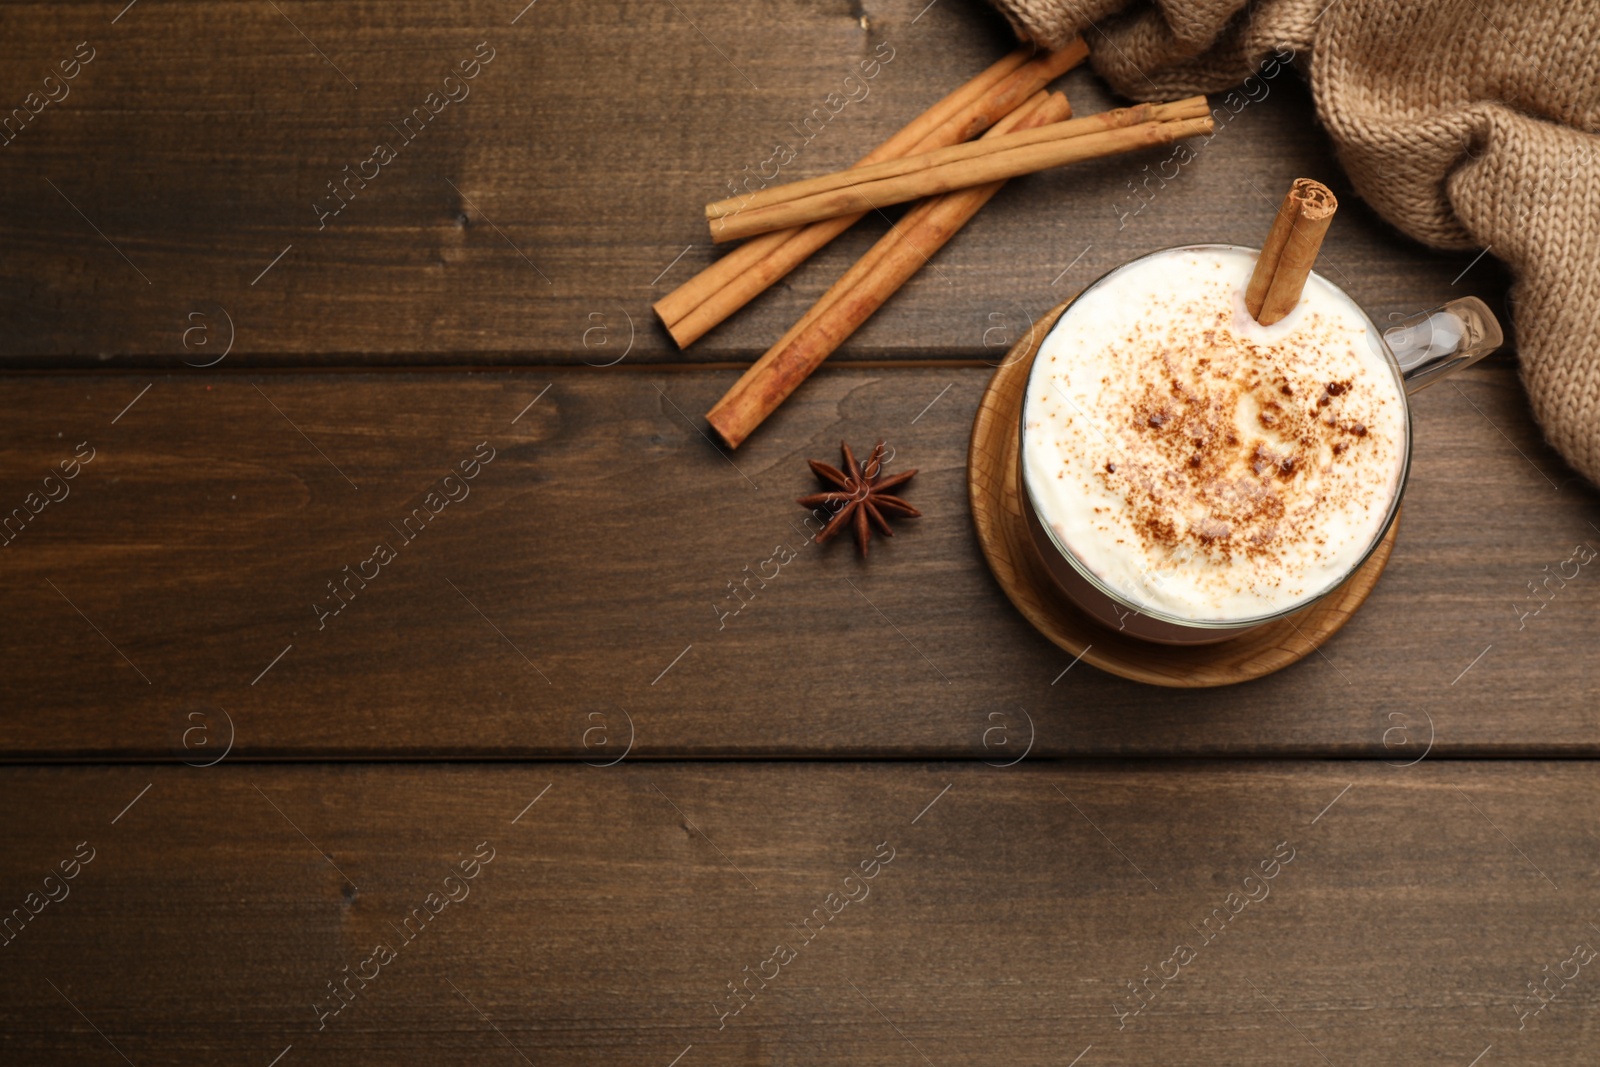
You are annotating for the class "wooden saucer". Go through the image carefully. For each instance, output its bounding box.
[967,303,1399,688]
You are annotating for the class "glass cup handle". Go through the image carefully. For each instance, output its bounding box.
[1382,296,1504,395]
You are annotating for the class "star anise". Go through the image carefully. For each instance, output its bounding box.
[797,440,920,556]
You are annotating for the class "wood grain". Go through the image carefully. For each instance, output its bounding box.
[0,0,1507,365]
[968,301,1399,686]
[2,4,1596,1061]
[1,762,1596,1065]
[0,361,1594,759]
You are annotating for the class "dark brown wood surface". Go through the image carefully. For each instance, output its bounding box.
[3,0,1596,1062]
[3,762,1597,1065]
[0,0,1504,365]
[0,356,1595,758]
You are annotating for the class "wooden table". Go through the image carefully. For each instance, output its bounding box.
[3,1,1596,1063]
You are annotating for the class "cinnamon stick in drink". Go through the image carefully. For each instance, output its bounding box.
[654,40,1089,349]
[706,91,1073,449]
[1246,178,1339,326]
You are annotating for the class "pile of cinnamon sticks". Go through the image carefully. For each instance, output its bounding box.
[653,41,1217,449]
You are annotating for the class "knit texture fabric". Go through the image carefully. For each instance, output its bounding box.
[987,0,1600,484]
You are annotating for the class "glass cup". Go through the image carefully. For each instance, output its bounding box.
[1019,243,1503,645]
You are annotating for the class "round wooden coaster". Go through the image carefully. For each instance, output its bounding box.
[967,302,1400,688]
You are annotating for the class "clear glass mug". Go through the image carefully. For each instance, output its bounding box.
[1019,243,1503,646]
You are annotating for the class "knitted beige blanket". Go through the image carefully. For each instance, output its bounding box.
[989,0,1600,486]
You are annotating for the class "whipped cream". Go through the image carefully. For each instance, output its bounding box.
[1022,246,1407,623]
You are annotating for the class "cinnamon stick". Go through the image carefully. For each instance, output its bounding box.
[654,39,1089,349]
[706,91,1074,449]
[653,48,1032,338]
[743,91,1054,382]
[705,96,1209,221]
[709,114,1215,243]
[1246,178,1339,326]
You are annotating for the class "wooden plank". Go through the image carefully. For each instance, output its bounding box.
[0,761,1595,1064]
[0,0,1506,364]
[1,362,1596,759]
